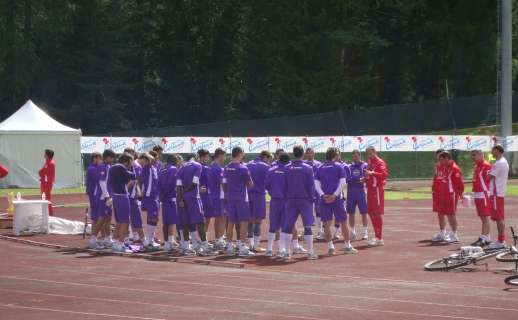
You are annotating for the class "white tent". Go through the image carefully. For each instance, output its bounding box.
[0,100,82,188]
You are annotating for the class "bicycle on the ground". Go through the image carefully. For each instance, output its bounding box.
[495,227,518,286]
[424,245,506,271]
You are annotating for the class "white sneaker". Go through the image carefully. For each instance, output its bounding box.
[362,230,369,240]
[343,245,358,254]
[350,230,357,241]
[103,239,114,248]
[238,246,255,257]
[488,241,506,250]
[307,252,319,260]
[265,250,273,257]
[333,231,341,240]
[225,243,235,255]
[279,251,290,260]
[316,231,325,240]
[432,232,447,242]
[111,243,125,253]
[446,232,459,243]
[293,245,307,254]
[367,238,384,247]
[214,239,227,250]
[88,240,104,250]
[164,242,173,252]
[328,247,336,255]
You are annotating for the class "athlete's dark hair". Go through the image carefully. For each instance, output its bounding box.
[44,149,54,159]
[279,153,290,165]
[351,149,361,156]
[123,147,135,155]
[435,148,445,155]
[197,149,210,158]
[275,148,285,156]
[259,150,272,160]
[325,147,340,161]
[149,150,158,159]
[293,145,304,159]
[305,148,314,153]
[152,145,163,153]
[232,147,244,158]
[438,151,451,160]
[102,149,116,159]
[118,153,133,164]
[91,152,102,161]
[492,144,505,154]
[212,148,226,160]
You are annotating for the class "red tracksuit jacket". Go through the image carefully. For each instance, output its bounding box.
[38,160,55,187]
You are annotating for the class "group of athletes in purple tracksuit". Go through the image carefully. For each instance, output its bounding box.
[85,144,370,259]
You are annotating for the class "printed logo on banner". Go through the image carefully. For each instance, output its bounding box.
[357,136,379,151]
[163,138,187,153]
[383,136,407,151]
[504,136,515,151]
[306,137,326,151]
[81,138,98,153]
[341,137,354,152]
[136,138,157,153]
[102,137,110,150]
[245,137,269,153]
[412,136,434,151]
[230,138,243,149]
[281,137,299,151]
[110,138,128,153]
[191,137,214,153]
[271,137,299,151]
[466,136,489,151]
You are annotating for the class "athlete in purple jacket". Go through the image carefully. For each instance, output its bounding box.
[246,150,272,251]
[207,148,227,249]
[108,153,136,253]
[222,147,254,257]
[265,152,290,256]
[346,149,369,241]
[280,145,317,260]
[159,154,182,251]
[86,152,102,224]
[88,149,116,250]
[124,149,144,243]
[139,153,161,250]
[315,147,357,255]
[177,154,211,254]
[304,148,323,238]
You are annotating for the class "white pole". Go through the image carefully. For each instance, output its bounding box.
[501,0,512,142]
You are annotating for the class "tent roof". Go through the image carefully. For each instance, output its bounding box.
[0,100,80,133]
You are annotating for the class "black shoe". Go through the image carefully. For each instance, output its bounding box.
[470,238,484,247]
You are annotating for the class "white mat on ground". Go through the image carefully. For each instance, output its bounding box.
[48,216,91,235]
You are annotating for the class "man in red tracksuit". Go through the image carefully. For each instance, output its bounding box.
[433,151,464,244]
[431,149,445,214]
[470,149,492,247]
[365,146,388,247]
[38,149,55,216]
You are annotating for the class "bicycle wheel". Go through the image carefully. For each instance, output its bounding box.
[496,251,518,263]
[504,275,518,286]
[424,257,470,271]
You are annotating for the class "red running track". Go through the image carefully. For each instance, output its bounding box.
[1,197,518,319]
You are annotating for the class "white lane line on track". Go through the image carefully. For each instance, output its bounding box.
[2,275,517,316]
[0,303,166,320]
[0,260,512,302]
[0,286,494,320]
